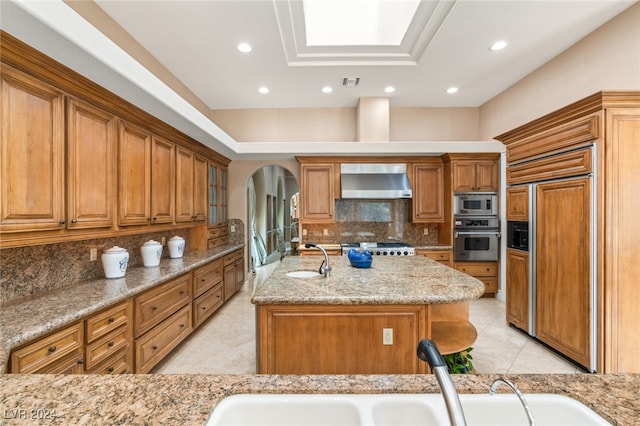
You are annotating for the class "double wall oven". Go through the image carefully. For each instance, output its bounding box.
[453,193,500,262]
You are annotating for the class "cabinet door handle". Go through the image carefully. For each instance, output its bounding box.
[48,346,56,353]
[77,359,84,365]
[59,220,66,225]
[179,291,185,295]
[201,306,207,311]
[71,219,78,223]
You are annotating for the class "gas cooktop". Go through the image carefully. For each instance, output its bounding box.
[341,242,415,256]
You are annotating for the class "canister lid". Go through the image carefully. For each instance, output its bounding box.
[143,240,161,246]
[104,246,127,253]
[169,236,184,241]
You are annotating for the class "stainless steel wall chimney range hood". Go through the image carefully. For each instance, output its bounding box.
[340,164,412,199]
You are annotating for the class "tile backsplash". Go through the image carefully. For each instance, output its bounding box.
[0,221,244,305]
[303,199,440,245]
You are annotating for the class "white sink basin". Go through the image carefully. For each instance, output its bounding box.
[285,270,323,278]
[207,393,611,426]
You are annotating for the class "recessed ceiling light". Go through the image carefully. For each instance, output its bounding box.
[322,86,333,93]
[384,86,395,93]
[258,86,269,94]
[489,40,507,51]
[237,42,252,53]
[446,87,459,94]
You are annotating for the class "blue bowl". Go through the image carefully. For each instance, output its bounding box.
[347,248,373,268]
[349,259,372,268]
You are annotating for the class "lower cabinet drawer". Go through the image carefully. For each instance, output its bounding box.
[10,322,83,373]
[193,283,224,328]
[454,262,498,277]
[84,325,129,370]
[134,274,192,338]
[87,348,131,374]
[479,277,498,294]
[134,304,192,373]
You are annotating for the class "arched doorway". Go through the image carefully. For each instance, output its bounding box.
[247,165,299,271]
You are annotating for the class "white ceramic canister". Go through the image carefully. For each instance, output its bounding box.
[141,240,163,267]
[102,246,129,279]
[168,236,185,258]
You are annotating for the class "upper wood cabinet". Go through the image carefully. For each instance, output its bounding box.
[411,162,444,222]
[452,159,499,192]
[118,120,175,226]
[207,162,228,227]
[66,97,116,229]
[118,120,151,226]
[505,186,529,221]
[150,136,175,224]
[299,163,335,223]
[1,65,65,233]
[176,147,207,223]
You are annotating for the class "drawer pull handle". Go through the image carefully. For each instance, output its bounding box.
[77,359,84,364]
[180,291,185,295]
[152,345,158,350]
[108,367,115,373]
[48,346,56,353]
[108,341,115,347]
[180,324,185,328]
[151,306,157,311]
[108,317,115,323]
[202,306,207,311]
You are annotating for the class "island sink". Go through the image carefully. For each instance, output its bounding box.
[207,393,612,426]
[285,270,323,278]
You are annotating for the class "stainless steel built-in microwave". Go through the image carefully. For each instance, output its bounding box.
[453,192,498,216]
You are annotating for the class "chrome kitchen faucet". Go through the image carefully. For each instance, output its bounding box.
[304,243,331,277]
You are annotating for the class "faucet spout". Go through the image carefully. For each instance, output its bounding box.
[490,378,536,426]
[417,339,467,426]
[304,243,331,277]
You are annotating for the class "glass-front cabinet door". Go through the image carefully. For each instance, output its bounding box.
[208,163,218,226]
[220,169,227,224]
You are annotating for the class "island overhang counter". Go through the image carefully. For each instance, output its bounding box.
[251,256,485,375]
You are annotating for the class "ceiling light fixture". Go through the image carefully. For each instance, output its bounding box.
[237,42,252,53]
[322,86,333,93]
[384,86,395,93]
[258,86,269,94]
[446,87,459,94]
[489,40,507,51]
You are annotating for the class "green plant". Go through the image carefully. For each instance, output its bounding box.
[443,347,474,374]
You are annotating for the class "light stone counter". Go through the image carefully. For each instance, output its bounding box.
[0,244,244,374]
[1,373,638,425]
[252,255,484,305]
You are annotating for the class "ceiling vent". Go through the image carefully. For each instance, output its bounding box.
[341,77,360,87]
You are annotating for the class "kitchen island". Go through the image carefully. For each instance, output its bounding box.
[251,255,485,374]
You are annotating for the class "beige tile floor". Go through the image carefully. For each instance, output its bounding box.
[153,261,582,374]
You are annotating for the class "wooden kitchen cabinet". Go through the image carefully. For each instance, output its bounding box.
[10,323,84,374]
[84,300,132,374]
[223,249,245,300]
[135,305,192,374]
[497,92,640,373]
[1,65,65,233]
[454,261,498,296]
[506,248,529,331]
[506,186,529,221]
[193,258,225,327]
[176,147,207,224]
[448,155,499,192]
[416,249,452,267]
[66,97,116,230]
[536,177,592,368]
[133,273,193,373]
[118,120,175,226]
[299,163,335,223]
[411,162,444,222]
[133,273,192,338]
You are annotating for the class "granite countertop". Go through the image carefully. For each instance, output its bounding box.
[251,255,484,305]
[0,243,244,374]
[1,373,638,425]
